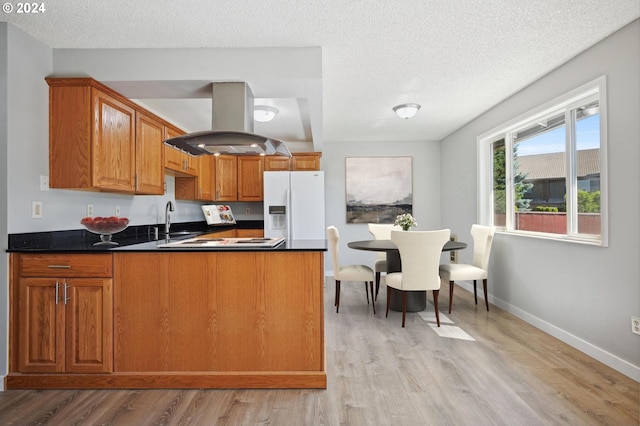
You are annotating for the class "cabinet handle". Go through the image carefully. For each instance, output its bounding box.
[64,281,70,305]
[55,281,60,305]
[48,265,71,269]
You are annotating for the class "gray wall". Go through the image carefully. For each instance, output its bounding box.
[0,23,9,386]
[439,20,640,380]
[0,22,55,388]
[322,140,442,271]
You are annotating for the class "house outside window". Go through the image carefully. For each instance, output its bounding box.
[478,77,608,246]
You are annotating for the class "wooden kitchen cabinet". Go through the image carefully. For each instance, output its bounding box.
[214,155,238,201]
[164,125,198,176]
[264,156,291,171]
[48,79,137,192]
[135,111,165,194]
[113,251,324,375]
[291,152,322,171]
[175,155,215,201]
[237,156,264,201]
[264,153,321,171]
[12,254,113,374]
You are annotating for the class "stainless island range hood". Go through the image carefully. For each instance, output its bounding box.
[163,82,291,157]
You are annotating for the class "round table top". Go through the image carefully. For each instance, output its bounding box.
[348,239,467,252]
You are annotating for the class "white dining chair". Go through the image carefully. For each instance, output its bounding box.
[327,226,376,314]
[439,224,496,313]
[367,223,401,300]
[386,229,450,327]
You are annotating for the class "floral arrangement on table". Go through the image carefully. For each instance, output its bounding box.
[394,213,417,231]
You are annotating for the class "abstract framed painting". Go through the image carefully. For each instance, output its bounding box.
[345,156,413,224]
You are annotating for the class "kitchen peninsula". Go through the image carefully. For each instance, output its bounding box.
[7,230,327,390]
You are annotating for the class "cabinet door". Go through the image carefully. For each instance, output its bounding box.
[238,156,264,201]
[65,278,113,373]
[292,153,321,171]
[197,155,215,201]
[264,156,291,171]
[135,112,165,195]
[215,155,238,201]
[163,126,197,177]
[18,278,65,373]
[92,89,136,192]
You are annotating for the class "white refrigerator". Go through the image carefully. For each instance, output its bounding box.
[263,171,325,240]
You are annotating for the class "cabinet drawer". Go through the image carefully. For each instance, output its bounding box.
[18,254,113,277]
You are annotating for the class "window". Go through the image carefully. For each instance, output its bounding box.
[478,76,607,246]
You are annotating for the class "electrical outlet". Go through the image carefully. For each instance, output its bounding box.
[115,205,121,216]
[32,201,43,218]
[632,316,640,335]
[40,175,49,191]
[245,207,251,215]
[87,204,94,217]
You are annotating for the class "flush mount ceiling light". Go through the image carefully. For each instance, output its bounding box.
[393,103,421,119]
[254,105,279,122]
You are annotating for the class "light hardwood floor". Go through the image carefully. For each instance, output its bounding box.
[0,278,638,425]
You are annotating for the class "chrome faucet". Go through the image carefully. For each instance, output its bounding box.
[165,200,175,235]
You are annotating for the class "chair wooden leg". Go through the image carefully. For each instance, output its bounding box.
[385,287,391,318]
[473,279,478,305]
[365,282,370,304]
[483,279,489,311]
[401,291,407,327]
[369,281,376,314]
[433,289,440,327]
[375,272,381,301]
[448,280,454,313]
[335,280,341,313]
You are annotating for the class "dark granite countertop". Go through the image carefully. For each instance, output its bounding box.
[7,220,326,253]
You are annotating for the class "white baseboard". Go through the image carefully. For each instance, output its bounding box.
[454,280,640,382]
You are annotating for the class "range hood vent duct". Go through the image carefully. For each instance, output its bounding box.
[163,82,291,157]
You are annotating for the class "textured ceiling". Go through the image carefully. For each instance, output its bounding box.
[4,0,639,148]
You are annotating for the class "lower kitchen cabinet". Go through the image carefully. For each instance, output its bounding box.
[7,249,325,389]
[113,251,324,377]
[11,254,113,374]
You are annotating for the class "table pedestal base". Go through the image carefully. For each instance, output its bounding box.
[388,288,427,312]
[386,251,427,312]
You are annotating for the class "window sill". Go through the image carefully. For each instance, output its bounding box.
[496,229,606,247]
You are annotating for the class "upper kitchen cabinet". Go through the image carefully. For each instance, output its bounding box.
[214,154,238,201]
[264,156,291,171]
[47,78,164,195]
[214,155,264,201]
[175,155,215,202]
[264,153,322,171]
[164,125,197,177]
[135,112,165,195]
[237,156,264,201]
[291,152,322,171]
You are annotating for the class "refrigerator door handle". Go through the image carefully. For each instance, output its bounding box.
[287,186,293,241]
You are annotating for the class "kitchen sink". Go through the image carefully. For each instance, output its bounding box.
[159,231,202,241]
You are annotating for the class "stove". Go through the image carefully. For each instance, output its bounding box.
[157,237,286,249]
